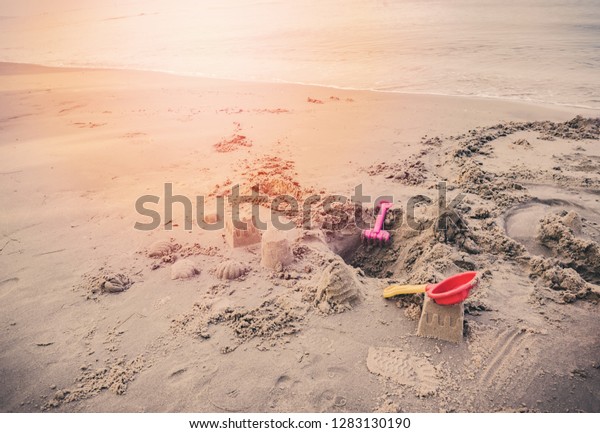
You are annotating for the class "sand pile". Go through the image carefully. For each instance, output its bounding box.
[524,210,600,303]
[207,297,307,344]
[528,257,592,303]
[314,200,379,252]
[455,152,529,209]
[170,302,213,338]
[535,116,600,141]
[536,210,600,284]
[216,155,319,225]
[314,259,362,313]
[171,295,309,348]
[469,220,526,259]
[78,270,134,300]
[146,241,219,270]
[101,274,133,293]
[214,122,253,153]
[433,209,471,246]
[239,155,307,202]
[178,243,221,258]
[366,153,428,185]
[44,356,145,409]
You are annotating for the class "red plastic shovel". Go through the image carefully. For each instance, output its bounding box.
[383,271,478,305]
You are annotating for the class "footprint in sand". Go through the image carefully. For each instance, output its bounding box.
[208,386,252,412]
[207,369,268,411]
[366,347,438,397]
[267,374,300,410]
[313,388,348,411]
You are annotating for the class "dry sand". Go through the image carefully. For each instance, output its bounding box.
[0,63,599,412]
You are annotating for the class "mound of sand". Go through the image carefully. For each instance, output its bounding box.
[366,154,427,185]
[522,210,600,303]
[240,156,308,202]
[44,356,145,409]
[78,270,134,299]
[528,257,594,303]
[208,297,307,344]
[314,260,362,314]
[536,210,600,284]
[214,122,253,153]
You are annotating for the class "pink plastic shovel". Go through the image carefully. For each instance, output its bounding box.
[361,200,393,245]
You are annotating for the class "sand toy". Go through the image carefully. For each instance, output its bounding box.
[362,200,393,245]
[417,296,464,343]
[382,271,478,305]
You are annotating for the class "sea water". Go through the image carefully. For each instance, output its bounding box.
[1,0,599,108]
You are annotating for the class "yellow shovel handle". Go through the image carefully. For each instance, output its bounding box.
[383,284,427,298]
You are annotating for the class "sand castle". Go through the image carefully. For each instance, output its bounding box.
[224,213,262,248]
[260,228,294,270]
[417,297,464,343]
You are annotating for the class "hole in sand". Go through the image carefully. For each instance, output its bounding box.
[335,208,404,278]
[343,242,395,278]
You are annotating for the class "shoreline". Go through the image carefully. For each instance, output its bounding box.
[2,61,599,113]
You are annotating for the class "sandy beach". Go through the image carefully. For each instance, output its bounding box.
[0,63,599,413]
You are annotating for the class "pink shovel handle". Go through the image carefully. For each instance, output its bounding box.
[372,201,392,233]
